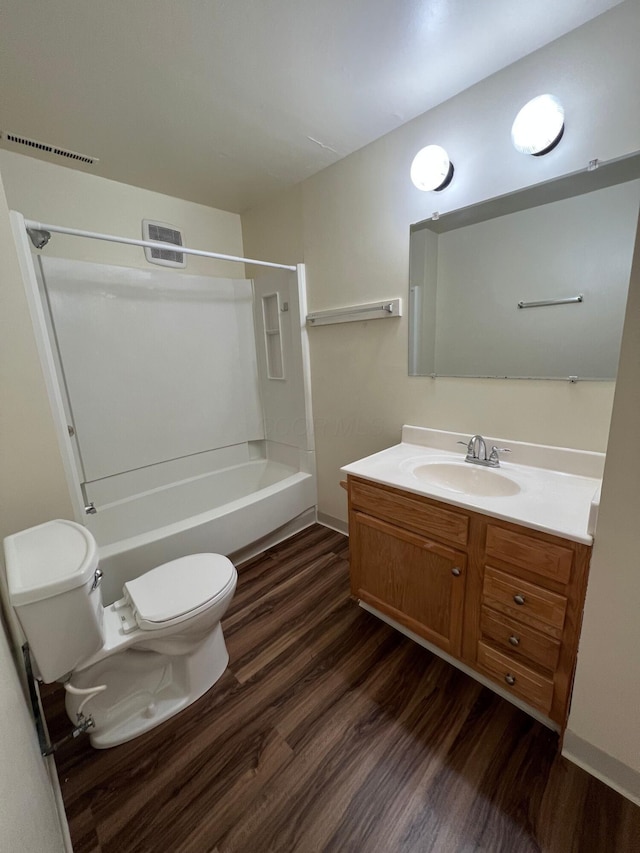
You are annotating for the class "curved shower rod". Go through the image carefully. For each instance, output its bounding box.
[23,218,297,272]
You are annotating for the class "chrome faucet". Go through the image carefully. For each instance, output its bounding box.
[457,435,510,468]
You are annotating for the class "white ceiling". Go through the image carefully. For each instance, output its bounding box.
[0,0,623,213]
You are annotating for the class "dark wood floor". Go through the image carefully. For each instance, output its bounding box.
[42,524,639,853]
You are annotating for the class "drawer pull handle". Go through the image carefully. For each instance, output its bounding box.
[505,673,516,686]
[451,567,462,577]
[508,635,520,647]
[513,593,526,606]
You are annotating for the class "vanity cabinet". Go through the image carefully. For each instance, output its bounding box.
[347,475,592,728]
[350,512,466,657]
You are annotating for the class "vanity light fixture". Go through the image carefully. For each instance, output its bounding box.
[410,145,454,191]
[511,94,565,156]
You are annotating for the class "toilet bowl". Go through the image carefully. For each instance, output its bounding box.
[3,519,237,748]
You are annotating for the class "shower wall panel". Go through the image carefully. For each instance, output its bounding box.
[253,268,313,453]
[40,257,263,483]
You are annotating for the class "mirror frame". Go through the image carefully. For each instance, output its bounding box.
[409,151,640,380]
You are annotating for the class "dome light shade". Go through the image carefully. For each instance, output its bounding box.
[511,94,565,156]
[410,145,454,191]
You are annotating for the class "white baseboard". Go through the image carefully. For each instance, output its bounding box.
[562,730,640,806]
[230,508,316,566]
[46,754,73,852]
[316,512,348,536]
[37,682,73,852]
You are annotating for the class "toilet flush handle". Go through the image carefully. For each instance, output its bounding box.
[91,568,103,592]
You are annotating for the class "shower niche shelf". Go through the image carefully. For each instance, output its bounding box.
[262,292,285,379]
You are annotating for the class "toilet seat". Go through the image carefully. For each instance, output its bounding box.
[123,553,236,631]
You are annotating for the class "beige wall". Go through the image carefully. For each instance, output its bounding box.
[0,154,245,845]
[1,0,638,819]
[0,164,75,549]
[0,614,68,852]
[566,214,640,791]
[0,171,68,851]
[0,149,245,538]
[0,149,244,278]
[243,2,640,798]
[243,2,640,525]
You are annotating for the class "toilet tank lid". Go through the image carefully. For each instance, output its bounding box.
[124,553,235,626]
[4,520,99,606]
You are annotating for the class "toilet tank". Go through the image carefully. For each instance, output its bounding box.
[3,519,104,683]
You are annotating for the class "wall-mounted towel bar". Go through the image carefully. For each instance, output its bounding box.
[307,298,402,326]
[518,294,583,309]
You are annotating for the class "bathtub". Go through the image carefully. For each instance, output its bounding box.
[86,459,316,604]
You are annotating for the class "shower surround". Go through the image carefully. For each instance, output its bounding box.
[15,228,316,592]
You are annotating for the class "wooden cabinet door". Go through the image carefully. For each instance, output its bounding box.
[351,511,466,657]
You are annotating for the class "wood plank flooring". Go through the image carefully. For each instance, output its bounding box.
[42,524,640,853]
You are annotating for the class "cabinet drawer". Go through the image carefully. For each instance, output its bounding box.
[480,606,561,671]
[482,566,567,638]
[349,478,468,546]
[486,525,573,585]
[476,641,554,714]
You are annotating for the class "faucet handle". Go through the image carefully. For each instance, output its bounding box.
[489,445,511,464]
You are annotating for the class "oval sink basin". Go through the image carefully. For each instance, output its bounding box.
[410,462,521,497]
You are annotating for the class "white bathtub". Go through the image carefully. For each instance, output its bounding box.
[86,459,316,604]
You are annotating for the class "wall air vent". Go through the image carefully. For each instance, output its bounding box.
[1,131,98,164]
[142,220,186,268]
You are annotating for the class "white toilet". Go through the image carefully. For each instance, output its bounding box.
[4,518,237,748]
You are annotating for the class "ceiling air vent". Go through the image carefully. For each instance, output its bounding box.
[1,131,98,164]
[142,220,186,268]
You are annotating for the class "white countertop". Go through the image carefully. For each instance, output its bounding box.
[341,426,604,545]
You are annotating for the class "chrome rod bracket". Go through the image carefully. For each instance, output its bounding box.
[26,228,51,250]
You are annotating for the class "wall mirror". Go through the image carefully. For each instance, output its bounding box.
[409,152,640,379]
